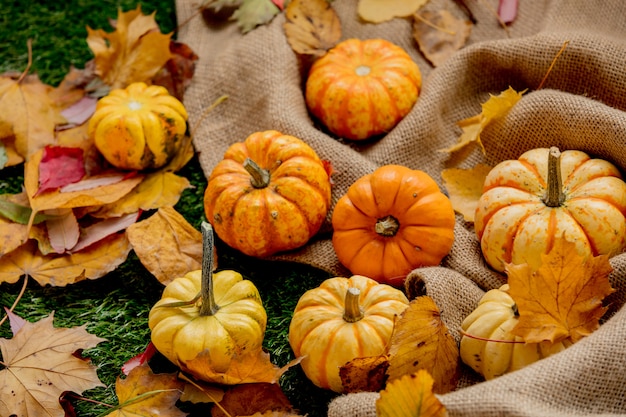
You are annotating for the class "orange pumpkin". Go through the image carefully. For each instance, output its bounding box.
[331,165,456,286]
[305,38,421,141]
[204,130,332,258]
[475,147,626,272]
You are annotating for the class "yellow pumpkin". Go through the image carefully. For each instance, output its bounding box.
[289,275,409,392]
[89,82,188,171]
[475,147,626,272]
[460,284,572,380]
[148,222,267,376]
[305,38,421,140]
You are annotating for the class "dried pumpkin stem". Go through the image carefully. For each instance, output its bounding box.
[199,221,219,316]
[375,215,399,237]
[244,158,271,189]
[343,287,364,323]
[543,147,565,208]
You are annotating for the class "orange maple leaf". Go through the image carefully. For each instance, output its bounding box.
[507,237,615,343]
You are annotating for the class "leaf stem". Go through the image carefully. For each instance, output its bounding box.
[199,222,219,316]
[0,275,29,329]
[16,39,33,84]
[537,41,570,90]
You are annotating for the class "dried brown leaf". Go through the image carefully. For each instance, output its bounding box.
[283,0,342,57]
[413,10,472,67]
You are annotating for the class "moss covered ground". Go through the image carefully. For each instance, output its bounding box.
[0,1,337,415]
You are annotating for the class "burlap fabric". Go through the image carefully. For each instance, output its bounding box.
[175,0,626,415]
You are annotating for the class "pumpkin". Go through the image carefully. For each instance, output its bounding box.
[288,275,409,392]
[204,130,332,258]
[148,222,267,375]
[460,284,572,380]
[88,81,188,171]
[305,38,421,141]
[475,147,626,273]
[331,164,456,286]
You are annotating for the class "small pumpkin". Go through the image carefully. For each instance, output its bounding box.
[88,81,188,171]
[331,164,456,286]
[148,222,267,375]
[288,275,409,392]
[305,38,422,141]
[475,147,626,272]
[204,130,332,258]
[460,284,572,380]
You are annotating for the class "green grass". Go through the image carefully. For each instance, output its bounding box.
[0,1,336,415]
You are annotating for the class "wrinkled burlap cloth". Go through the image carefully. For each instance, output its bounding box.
[175,0,626,415]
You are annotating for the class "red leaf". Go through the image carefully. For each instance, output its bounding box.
[121,342,157,376]
[37,146,85,195]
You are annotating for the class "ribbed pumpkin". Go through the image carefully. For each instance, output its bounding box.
[331,165,456,287]
[289,275,409,392]
[148,222,267,376]
[475,147,626,272]
[204,130,332,258]
[305,38,421,141]
[89,82,188,171]
[460,284,572,380]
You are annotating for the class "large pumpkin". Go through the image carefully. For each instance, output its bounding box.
[475,147,626,272]
[305,38,421,141]
[148,223,267,376]
[460,284,572,380]
[331,165,456,286]
[89,82,188,171]
[204,130,332,258]
[289,275,409,392]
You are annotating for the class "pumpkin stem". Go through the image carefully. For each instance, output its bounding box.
[199,222,219,316]
[375,215,399,237]
[244,158,270,189]
[343,287,364,323]
[542,147,565,208]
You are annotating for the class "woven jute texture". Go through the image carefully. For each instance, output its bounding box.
[175,0,626,415]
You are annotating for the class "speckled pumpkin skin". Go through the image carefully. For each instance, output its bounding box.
[305,38,422,141]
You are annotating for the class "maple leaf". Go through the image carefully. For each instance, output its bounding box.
[283,0,342,57]
[358,0,429,24]
[0,312,106,417]
[387,296,460,394]
[413,10,472,67]
[0,233,131,286]
[86,5,173,89]
[439,86,526,154]
[212,383,294,417]
[232,0,281,33]
[376,370,448,417]
[441,163,492,222]
[507,237,615,343]
[339,355,389,393]
[127,206,204,285]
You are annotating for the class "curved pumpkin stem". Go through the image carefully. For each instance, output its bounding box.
[375,215,399,237]
[343,287,364,323]
[199,221,219,316]
[543,147,565,208]
[244,158,271,189]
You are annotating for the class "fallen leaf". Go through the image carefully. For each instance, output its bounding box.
[0,312,106,417]
[0,136,24,167]
[413,9,472,67]
[45,208,80,253]
[507,237,615,343]
[127,206,203,285]
[37,145,85,195]
[439,86,526,154]
[211,383,294,417]
[0,233,131,286]
[86,5,173,88]
[376,370,448,417]
[441,163,492,222]
[0,216,29,256]
[104,362,186,417]
[121,342,157,376]
[283,0,342,57]
[178,373,225,403]
[59,96,98,127]
[339,355,389,393]
[358,0,429,23]
[49,63,98,109]
[70,211,140,252]
[232,0,281,33]
[152,40,199,101]
[387,296,459,394]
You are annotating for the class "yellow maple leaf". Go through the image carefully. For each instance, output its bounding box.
[441,163,492,222]
[358,0,429,24]
[283,0,342,57]
[507,237,615,343]
[439,86,526,154]
[0,312,105,417]
[86,5,172,89]
[376,369,448,417]
[387,296,459,394]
